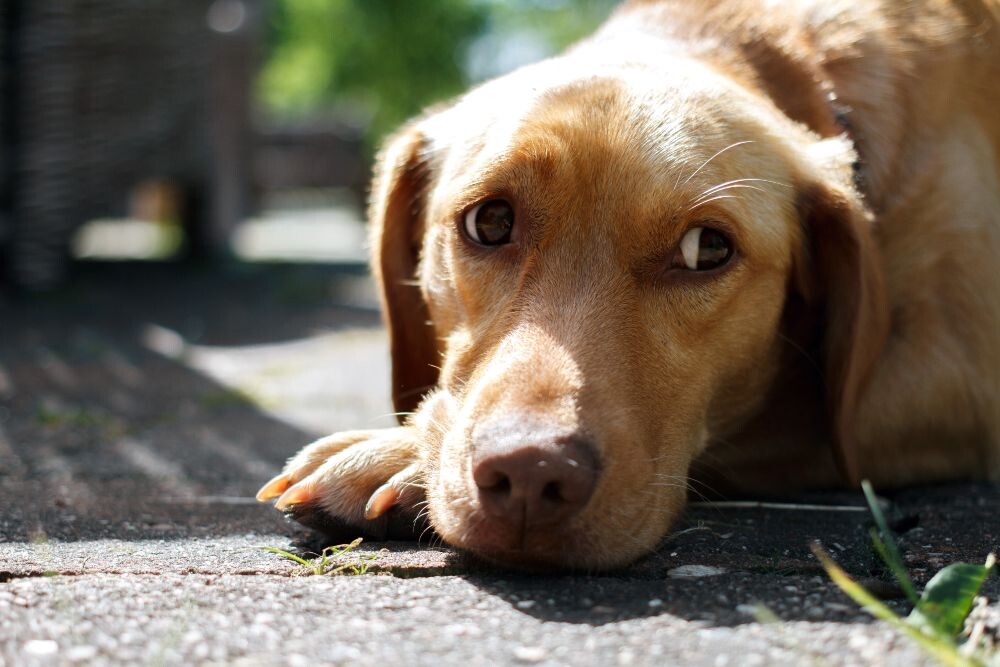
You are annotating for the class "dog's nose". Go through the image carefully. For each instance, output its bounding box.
[472,436,599,527]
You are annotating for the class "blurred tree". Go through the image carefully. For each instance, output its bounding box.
[259,0,488,148]
[258,0,618,150]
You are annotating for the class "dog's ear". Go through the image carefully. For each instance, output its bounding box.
[794,169,889,485]
[369,123,441,419]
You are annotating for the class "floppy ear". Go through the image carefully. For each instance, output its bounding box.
[795,178,890,485]
[369,123,441,419]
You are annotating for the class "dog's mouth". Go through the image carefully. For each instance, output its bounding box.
[436,507,679,571]
[428,475,687,571]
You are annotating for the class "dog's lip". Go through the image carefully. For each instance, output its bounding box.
[440,512,604,569]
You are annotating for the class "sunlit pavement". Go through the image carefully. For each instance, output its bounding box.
[1,261,997,666]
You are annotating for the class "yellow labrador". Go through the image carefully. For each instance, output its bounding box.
[258,0,1000,569]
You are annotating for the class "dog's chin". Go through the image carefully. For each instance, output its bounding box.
[431,510,671,572]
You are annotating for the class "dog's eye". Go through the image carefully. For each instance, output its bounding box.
[464,200,514,246]
[676,226,733,271]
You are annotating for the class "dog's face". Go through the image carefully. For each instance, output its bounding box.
[372,54,884,568]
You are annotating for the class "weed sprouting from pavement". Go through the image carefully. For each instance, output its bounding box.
[257,538,377,576]
[815,480,997,666]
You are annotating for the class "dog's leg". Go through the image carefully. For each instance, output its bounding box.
[256,427,425,538]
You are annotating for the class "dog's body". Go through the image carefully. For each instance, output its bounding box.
[259,0,1000,569]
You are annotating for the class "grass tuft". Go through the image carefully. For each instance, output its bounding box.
[815,480,997,666]
[257,538,377,576]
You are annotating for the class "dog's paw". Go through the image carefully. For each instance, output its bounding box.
[256,428,426,540]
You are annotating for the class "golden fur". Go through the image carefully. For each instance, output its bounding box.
[258,0,1000,569]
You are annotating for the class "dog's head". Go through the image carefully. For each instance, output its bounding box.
[369,51,887,569]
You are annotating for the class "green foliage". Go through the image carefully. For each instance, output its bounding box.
[815,481,998,666]
[34,403,120,434]
[258,0,617,149]
[911,562,996,640]
[259,0,489,147]
[863,479,920,605]
[257,538,377,576]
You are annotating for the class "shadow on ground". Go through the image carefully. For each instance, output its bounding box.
[0,261,383,542]
[456,480,1000,626]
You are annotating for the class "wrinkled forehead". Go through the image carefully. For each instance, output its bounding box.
[422,55,791,200]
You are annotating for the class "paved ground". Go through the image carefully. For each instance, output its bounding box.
[1,261,998,666]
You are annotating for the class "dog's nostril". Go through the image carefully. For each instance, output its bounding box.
[542,481,561,502]
[488,475,512,496]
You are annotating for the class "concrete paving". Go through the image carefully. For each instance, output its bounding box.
[1,261,998,666]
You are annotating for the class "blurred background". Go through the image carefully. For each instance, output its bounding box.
[0,0,617,290]
[0,0,618,528]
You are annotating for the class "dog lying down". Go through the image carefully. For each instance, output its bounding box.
[258,0,1000,569]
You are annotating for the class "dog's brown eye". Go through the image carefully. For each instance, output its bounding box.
[464,199,514,246]
[676,226,733,271]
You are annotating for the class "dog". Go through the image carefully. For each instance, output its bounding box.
[257,0,1000,569]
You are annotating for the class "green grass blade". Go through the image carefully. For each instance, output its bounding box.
[862,480,919,605]
[812,544,980,667]
[869,527,920,606]
[908,554,996,638]
[750,604,781,624]
[255,546,314,568]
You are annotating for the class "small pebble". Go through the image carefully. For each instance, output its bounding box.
[24,640,58,656]
[668,565,727,578]
[67,645,98,662]
[513,645,547,663]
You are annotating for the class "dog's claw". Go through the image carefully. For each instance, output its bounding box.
[274,483,312,510]
[256,474,292,502]
[364,483,400,520]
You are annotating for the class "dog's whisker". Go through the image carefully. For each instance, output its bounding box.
[412,507,432,532]
[685,194,741,212]
[695,176,792,197]
[677,140,756,189]
[691,183,767,204]
[650,471,715,503]
[417,518,438,544]
[639,488,684,498]
[646,479,689,487]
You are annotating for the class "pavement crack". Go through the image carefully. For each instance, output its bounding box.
[0,571,53,583]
